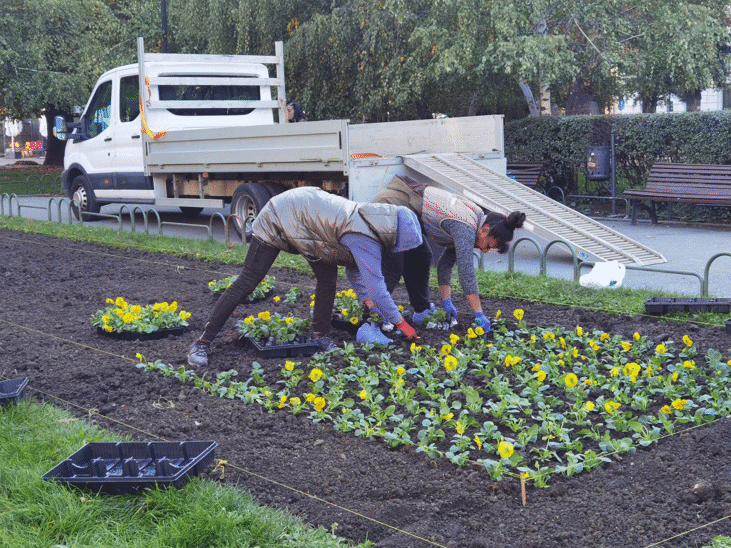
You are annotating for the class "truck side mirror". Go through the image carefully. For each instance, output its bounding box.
[54,116,68,140]
[54,115,84,141]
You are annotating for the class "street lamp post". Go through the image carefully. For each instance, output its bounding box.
[161,0,168,53]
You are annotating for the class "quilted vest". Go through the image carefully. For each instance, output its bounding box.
[252,187,399,266]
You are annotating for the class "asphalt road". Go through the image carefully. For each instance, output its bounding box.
[3,157,730,298]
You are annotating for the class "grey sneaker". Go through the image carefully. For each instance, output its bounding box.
[187,340,210,367]
[313,336,338,352]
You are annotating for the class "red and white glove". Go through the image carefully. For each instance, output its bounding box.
[395,318,418,340]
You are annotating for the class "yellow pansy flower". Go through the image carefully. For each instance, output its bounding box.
[671,398,687,411]
[660,405,672,414]
[513,309,524,321]
[474,435,482,450]
[444,355,458,371]
[564,373,578,388]
[284,360,295,372]
[585,401,595,412]
[683,335,693,347]
[309,368,323,382]
[576,326,583,337]
[449,333,460,345]
[314,397,326,412]
[498,441,514,459]
[604,400,621,414]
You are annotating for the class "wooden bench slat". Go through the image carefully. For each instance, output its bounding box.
[622,162,731,224]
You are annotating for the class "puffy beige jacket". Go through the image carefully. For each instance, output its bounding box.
[252,187,400,266]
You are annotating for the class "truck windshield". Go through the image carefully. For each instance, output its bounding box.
[159,77,260,116]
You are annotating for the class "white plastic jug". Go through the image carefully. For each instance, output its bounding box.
[579,261,626,289]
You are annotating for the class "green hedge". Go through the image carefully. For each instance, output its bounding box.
[505,111,731,191]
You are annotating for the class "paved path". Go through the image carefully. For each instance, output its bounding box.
[3,155,730,298]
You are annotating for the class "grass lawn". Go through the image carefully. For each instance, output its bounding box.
[0,399,367,548]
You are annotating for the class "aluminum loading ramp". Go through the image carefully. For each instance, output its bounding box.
[403,153,666,266]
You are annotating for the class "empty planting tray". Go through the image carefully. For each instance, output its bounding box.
[0,377,29,405]
[42,441,217,494]
[645,297,731,315]
[245,337,320,359]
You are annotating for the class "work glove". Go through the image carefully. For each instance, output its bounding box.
[395,318,418,340]
[441,298,458,322]
[473,312,492,332]
[411,303,435,326]
[356,323,393,345]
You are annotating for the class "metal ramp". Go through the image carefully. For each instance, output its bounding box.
[403,153,667,266]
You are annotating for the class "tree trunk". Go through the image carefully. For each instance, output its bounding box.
[42,104,68,166]
[641,95,658,113]
[682,90,702,112]
[566,78,596,115]
[467,92,479,117]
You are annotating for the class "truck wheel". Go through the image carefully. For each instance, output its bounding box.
[179,207,203,218]
[69,175,101,221]
[231,183,273,241]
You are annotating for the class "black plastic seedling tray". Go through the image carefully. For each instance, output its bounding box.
[245,337,320,358]
[645,297,731,315]
[97,326,188,340]
[0,377,29,405]
[42,441,217,494]
[331,317,361,335]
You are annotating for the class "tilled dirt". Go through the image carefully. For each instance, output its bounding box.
[3,228,731,548]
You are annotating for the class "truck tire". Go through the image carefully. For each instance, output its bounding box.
[69,175,101,221]
[231,183,273,242]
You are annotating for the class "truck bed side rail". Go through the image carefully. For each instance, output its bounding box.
[136,37,287,123]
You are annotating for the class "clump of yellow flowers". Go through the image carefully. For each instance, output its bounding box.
[92,297,192,334]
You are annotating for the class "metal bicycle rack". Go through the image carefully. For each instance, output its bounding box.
[3,192,728,297]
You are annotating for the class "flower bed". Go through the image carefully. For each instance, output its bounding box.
[137,307,731,487]
[93,297,191,339]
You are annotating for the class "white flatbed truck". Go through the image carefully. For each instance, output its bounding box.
[56,38,664,266]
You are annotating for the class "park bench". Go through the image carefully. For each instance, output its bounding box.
[623,162,731,225]
[506,161,548,192]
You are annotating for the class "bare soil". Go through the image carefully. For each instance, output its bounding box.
[3,228,731,548]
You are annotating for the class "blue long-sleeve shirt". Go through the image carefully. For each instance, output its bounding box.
[339,233,402,324]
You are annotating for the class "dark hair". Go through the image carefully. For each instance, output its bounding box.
[484,211,526,254]
[287,102,306,122]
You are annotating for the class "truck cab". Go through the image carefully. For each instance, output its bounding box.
[60,54,274,220]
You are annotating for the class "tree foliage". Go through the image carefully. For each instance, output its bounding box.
[0,0,158,118]
[0,0,728,123]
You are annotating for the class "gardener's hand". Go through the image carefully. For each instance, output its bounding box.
[441,298,458,322]
[395,318,418,340]
[367,305,383,319]
[473,312,491,332]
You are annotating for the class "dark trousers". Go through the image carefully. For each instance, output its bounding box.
[200,237,338,342]
[381,239,432,313]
